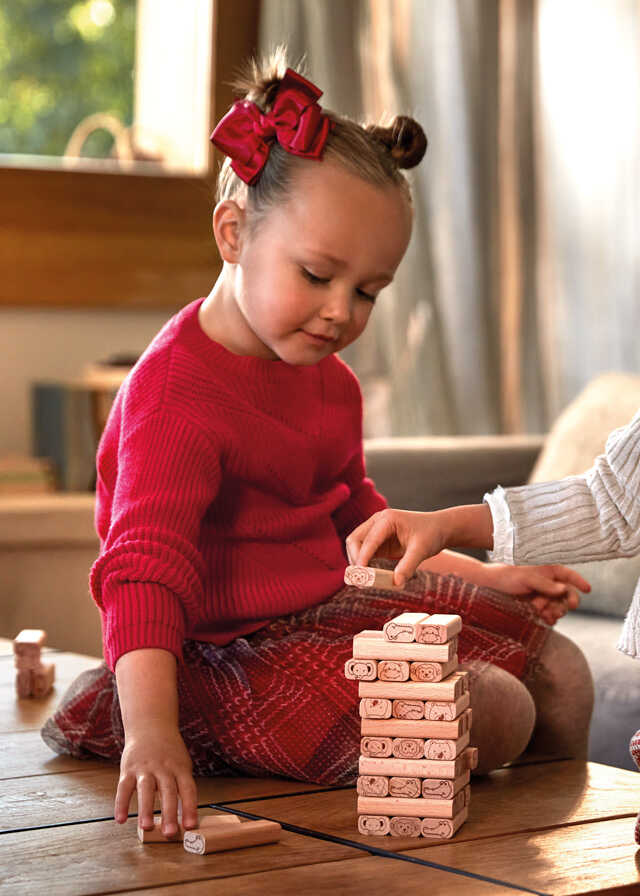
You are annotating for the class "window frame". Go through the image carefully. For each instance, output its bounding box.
[1,0,259,309]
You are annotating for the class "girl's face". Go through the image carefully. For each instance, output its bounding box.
[227,161,413,365]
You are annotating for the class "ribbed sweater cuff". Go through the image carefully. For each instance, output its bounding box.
[484,486,515,564]
[102,581,186,672]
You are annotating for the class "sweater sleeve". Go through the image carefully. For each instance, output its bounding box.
[331,445,388,540]
[90,410,222,671]
[485,409,640,565]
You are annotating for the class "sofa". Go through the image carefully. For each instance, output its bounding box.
[2,374,639,770]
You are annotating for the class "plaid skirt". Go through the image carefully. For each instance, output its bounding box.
[41,569,549,785]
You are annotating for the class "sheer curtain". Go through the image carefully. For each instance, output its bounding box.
[259,0,640,437]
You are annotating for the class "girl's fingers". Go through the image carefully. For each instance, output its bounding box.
[114,773,135,825]
[547,565,591,593]
[353,516,396,568]
[525,572,568,598]
[178,775,199,830]
[136,772,157,832]
[157,775,179,837]
[345,517,377,565]
[393,540,429,587]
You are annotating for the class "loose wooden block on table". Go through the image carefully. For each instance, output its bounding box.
[359,675,469,703]
[353,631,457,664]
[183,819,282,855]
[138,813,241,843]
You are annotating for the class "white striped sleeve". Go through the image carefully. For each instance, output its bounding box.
[485,408,640,566]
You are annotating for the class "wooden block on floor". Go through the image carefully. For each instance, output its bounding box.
[13,629,47,653]
[358,786,466,819]
[383,613,429,642]
[357,814,391,836]
[344,566,404,590]
[359,674,467,703]
[183,819,282,854]
[421,805,469,839]
[389,815,422,837]
[377,660,410,681]
[353,631,457,664]
[344,658,377,681]
[32,661,55,698]
[416,614,462,644]
[361,708,472,739]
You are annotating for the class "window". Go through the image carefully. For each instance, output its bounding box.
[1,0,259,308]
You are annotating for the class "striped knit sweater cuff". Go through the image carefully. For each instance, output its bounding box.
[484,486,515,564]
[101,581,186,672]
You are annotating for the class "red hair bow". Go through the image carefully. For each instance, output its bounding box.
[210,68,331,185]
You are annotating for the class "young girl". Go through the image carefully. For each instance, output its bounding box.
[41,50,592,841]
[347,408,640,840]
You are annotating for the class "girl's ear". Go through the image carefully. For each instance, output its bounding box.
[212,200,246,263]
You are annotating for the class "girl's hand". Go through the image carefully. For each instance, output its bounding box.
[115,723,199,838]
[482,563,591,625]
[346,509,449,586]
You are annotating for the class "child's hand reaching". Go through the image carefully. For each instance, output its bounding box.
[116,723,199,837]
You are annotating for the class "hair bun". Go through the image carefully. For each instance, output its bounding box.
[367,115,427,169]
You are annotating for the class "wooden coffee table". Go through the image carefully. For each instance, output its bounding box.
[1,639,639,895]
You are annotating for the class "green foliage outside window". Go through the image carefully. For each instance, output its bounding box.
[0,0,136,158]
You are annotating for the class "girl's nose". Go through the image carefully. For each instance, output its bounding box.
[320,289,351,325]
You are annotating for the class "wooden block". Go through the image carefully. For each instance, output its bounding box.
[357,815,391,836]
[416,614,462,644]
[408,653,458,682]
[344,658,377,681]
[377,660,410,681]
[14,654,41,671]
[388,776,421,799]
[32,661,55,698]
[389,816,422,837]
[424,731,470,760]
[358,788,466,819]
[361,736,393,758]
[13,629,47,651]
[138,813,241,843]
[391,737,424,760]
[354,631,457,663]
[421,805,468,839]
[360,708,472,739]
[359,698,392,719]
[422,770,470,799]
[357,775,389,797]
[383,613,429,642]
[15,668,33,698]
[359,746,476,779]
[463,783,471,806]
[424,692,470,720]
[344,566,404,590]
[392,699,424,720]
[183,819,281,855]
[359,673,465,702]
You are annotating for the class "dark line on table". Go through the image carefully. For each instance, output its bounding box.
[208,803,551,896]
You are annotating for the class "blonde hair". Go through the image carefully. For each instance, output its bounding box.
[215,47,427,229]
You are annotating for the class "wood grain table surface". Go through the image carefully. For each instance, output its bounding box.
[1,638,639,895]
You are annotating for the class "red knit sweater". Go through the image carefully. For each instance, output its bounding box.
[90,298,387,671]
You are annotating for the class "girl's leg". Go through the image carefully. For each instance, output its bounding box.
[464,662,536,775]
[522,629,594,759]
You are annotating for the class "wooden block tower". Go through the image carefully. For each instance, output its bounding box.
[13,629,55,698]
[344,567,477,840]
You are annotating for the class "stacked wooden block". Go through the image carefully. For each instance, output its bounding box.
[344,603,477,840]
[13,629,55,698]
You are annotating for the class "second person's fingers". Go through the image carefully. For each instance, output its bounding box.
[157,775,179,836]
[136,772,158,832]
[178,774,199,830]
[114,772,136,825]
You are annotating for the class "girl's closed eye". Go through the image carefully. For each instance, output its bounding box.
[300,267,377,303]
